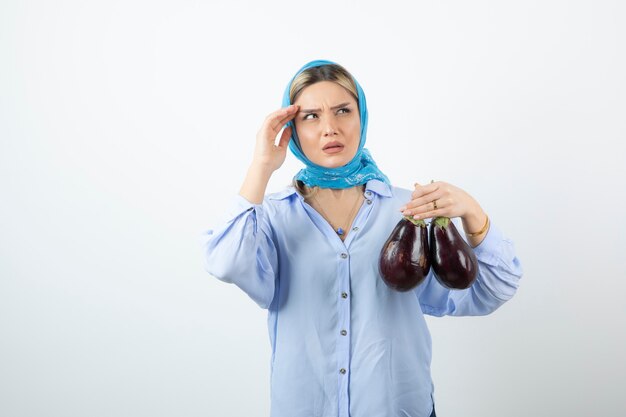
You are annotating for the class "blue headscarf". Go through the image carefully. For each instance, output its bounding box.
[282,59,390,189]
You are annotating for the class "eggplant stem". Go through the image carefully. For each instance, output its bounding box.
[404,216,426,227]
[433,216,450,228]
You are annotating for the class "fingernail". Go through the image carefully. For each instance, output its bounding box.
[413,214,420,219]
[403,210,410,215]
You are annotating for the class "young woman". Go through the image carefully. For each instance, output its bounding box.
[203,59,522,417]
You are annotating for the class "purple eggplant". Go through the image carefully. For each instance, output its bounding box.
[379,217,430,292]
[429,217,478,289]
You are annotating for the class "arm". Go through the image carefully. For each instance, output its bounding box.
[240,104,299,204]
[202,105,299,308]
[202,195,278,309]
[400,181,523,316]
[416,220,522,316]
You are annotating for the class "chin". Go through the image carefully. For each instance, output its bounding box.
[312,152,357,169]
[315,158,350,169]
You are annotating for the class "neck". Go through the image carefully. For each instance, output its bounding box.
[304,184,365,240]
[316,185,363,200]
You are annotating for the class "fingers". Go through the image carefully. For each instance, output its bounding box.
[266,105,300,132]
[251,106,297,171]
[257,106,299,150]
[405,190,444,211]
[410,199,448,220]
[399,181,451,219]
[411,181,439,199]
[403,182,443,209]
[276,126,292,149]
[401,196,449,219]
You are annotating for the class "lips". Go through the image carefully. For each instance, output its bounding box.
[323,141,344,151]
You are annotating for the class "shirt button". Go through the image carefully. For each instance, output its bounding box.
[352,226,359,232]
[340,253,348,259]
[341,292,348,299]
[340,330,347,336]
[339,368,347,374]
[365,191,372,196]
[366,200,372,205]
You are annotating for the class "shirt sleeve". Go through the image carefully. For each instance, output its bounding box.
[416,220,523,317]
[201,195,278,309]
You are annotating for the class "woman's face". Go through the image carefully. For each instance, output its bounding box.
[293,81,361,168]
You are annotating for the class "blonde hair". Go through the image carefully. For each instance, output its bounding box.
[289,64,360,197]
[289,63,359,106]
[294,180,319,199]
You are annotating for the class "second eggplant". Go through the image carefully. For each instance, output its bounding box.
[379,217,430,292]
[430,217,478,290]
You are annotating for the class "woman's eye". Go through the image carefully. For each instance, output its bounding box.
[337,108,351,115]
[303,113,317,120]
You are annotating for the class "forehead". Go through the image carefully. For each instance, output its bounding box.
[294,81,357,105]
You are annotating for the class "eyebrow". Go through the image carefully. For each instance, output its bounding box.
[299,102,353,113]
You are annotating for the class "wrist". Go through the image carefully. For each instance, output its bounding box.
[461,206,487,234]
[239,163,274,205]
[465,215,489,237]
[249,160,276,178]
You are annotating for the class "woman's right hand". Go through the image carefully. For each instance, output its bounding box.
[252,104,299,172]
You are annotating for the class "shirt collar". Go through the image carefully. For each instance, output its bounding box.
[268,179,392,201]
[365,179,392,197]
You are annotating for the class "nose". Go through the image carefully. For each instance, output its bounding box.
[323,120,338,137]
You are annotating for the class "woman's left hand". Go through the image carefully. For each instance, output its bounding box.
[400,181,485,223]
[400,181,489,246]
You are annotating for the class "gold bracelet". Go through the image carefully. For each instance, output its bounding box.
[466,215,489,237]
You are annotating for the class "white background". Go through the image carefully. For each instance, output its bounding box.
[1,1,625,416]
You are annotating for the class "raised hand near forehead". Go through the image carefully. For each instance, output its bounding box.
[399,181,484,222]
[253,104,299,172]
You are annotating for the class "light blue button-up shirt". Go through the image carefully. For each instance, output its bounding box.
[202,180,522,417]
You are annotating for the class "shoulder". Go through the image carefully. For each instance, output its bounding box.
[259,185,299,215]
[266,185,298,202]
